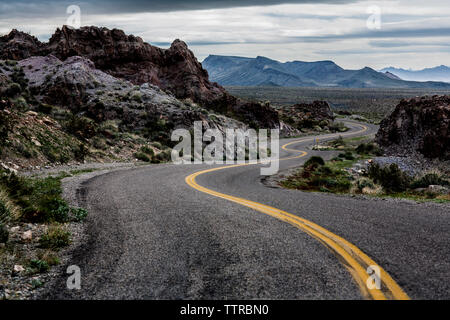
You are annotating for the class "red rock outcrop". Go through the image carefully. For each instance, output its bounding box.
[376,95,450,159]
[0,29,43,60]
[0,26,279,129]
[279,101,335,129]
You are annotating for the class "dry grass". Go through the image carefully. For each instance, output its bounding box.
[0,187,21,222]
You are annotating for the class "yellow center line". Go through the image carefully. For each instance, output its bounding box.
[184,123,410,300]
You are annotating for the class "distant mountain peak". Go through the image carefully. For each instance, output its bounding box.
[380,65,450,82]
[202,55,450,89]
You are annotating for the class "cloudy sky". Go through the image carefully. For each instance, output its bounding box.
[0,0,449,70]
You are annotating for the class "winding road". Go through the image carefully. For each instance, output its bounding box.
[46,121,450,300]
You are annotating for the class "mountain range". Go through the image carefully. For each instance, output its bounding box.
[202,55,450,89]
[380,65,450,83]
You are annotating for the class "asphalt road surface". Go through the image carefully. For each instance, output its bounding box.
[45,121,450,300]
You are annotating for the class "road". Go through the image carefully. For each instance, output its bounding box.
[45,121,450,300]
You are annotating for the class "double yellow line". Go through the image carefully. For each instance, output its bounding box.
[185,123,410,300]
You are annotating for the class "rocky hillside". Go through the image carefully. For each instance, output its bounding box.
[376,95,450,160]
[0,53,246,169]
[0,26,279,129]
[278,101,347,133]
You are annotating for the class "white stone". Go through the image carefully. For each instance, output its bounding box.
[22,230,32,241]
[14,265,25,273]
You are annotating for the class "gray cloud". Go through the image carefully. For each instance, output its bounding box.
[0,0,359,16]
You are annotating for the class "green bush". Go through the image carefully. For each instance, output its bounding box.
[338,151,355,160]
[411,173,449,189]
[368,163,411,193]
[356,178,375,192]
[0,112,12,145]
[38,103,54,114]
[134,152,150,162]
[4,83,22,97]
[0,172,69,223]
[329,136,346,148]
[140,146,154,156]
[29,259,49,273]
[0,200,11,224]
[151,142,162,149]
[49,199,70,222]
[73,143,89,162]
[64,115,97,140]
[155,149,171,162]
[356,143,383,156]
[71,207,88,222]
[283,162,352,193]
[39,225,71,249]
[304,156,325,168]
[329,122,348,132]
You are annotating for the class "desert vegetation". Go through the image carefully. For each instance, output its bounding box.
[0,168,89,298]
[282,137,450,203]
[227,86,450,122]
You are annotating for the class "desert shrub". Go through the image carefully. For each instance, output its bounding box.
[297,118,316,129]
[151,142,162,149]
[329,122,348,132]
[0,113,11,148]
[64,115,97,140]
[5,60,17,67]
[134,152,150,162]
[38,103,54,114]
[131,92,143,103]
[356,143,383,156]
[11,67,28,89]
[355,178,375,193]
[140,146,154,156]
[39,225,71,249]
[368,163,411,193]
[0,172,68,222]
[155,149,172,162]
[70,207,88,222]
[304,156,325,168]
[338,151,355,160]
[73,143,89,162]
[28,259,50,273]
[283,161,352,193]
[0,199,11,224]
[37,251,60,266]
[4,82,22,97]
[49,199,70,222]
[411,173,449,189]
[0,222,8,243]
[41,144,58,163]
[329,136,346,148]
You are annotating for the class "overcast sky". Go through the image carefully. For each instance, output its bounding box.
[0,0,448,70]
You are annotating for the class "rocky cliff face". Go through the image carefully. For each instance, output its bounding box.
[279,101,335,130]
[0,30,43,61]
[376,95,450,160]
[0,26,279,130]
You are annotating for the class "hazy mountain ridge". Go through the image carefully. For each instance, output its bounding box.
[380,65,450,83]
[203,55,450,89]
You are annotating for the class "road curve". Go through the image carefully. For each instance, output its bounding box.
[44,121,450,300]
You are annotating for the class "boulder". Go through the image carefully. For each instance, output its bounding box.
[279,101,335,130]
[376,95,450,160]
